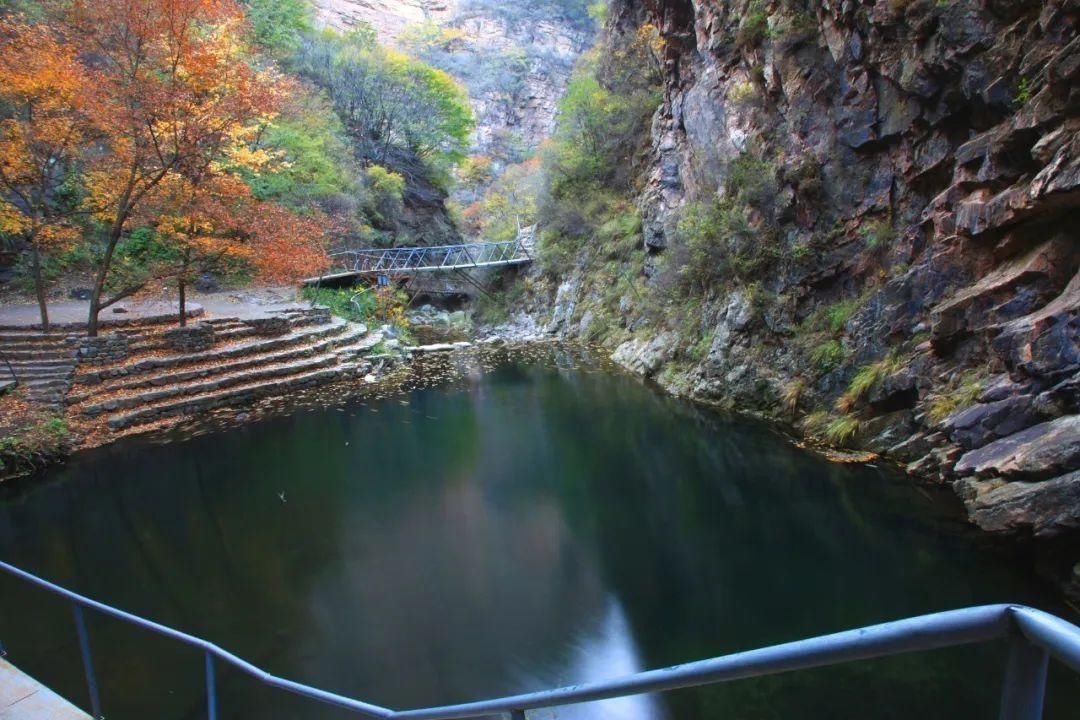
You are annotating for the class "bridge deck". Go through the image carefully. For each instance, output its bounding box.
[0,658,90,720]
[304,240,532,286]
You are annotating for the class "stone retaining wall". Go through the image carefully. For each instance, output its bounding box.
[163,323,215,353]
[78,334,131,366]
[243,317,290,337]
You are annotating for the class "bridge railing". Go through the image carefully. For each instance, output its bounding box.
[330,240,530,275]
[2,559,1079,720]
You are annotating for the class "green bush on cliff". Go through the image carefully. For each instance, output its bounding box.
[838,353,905,411]
[727,152,778,209]
[861,217,894,250]
[537,21,662,262]
[823,415,861,446]
[811,339,846,371]
[674,198,779,293]
[926,372,984,424]
[735,5,770,50]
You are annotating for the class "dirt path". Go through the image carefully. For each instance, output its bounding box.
[0,287,308,328]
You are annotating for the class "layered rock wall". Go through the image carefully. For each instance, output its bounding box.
[530,0,1080,551]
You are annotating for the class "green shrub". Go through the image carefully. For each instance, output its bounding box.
[783,153,822,196]
[735,3,770,50]
[301,286,378,324]
[674,198,778,292]
[926,372,984,424]
[1015,76,1032,105]
[728,81,757,105]
[781,378,806,416]
[0,415,69,477]
[824,415,860,446]
[802,298,859,337]
[811,339,846,371]
[802,410,830,435]
[727,152,777,209]
[840,353,904,409]
[244,0,312,53]
[687,331,715,362]
[861,217,894,250]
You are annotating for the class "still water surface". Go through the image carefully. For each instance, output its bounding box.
[1,350,1078,719]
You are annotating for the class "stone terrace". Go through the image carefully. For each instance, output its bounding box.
[65,308,382,434]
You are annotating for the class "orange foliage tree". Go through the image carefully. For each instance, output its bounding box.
[146,171,330,324]
[0,18,91,330]
[56,0,326,334]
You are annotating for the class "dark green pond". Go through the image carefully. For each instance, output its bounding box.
[1,349,1078,719]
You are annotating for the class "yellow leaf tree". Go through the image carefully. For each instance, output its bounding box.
[0,18,91,330]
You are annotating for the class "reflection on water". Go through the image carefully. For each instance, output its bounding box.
[0,350,1078,720]
[527,597,662,720]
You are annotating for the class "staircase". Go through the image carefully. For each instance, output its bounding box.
[68,311,380,433]
[0,329,80,407]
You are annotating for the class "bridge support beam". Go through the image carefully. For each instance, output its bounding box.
[999,632,1049,720]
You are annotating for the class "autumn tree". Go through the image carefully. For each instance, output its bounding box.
[0,17,90,330]
[57,0,295,335]
[142,168,330,325]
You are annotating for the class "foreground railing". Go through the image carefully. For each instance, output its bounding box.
[331,240,531,275]
[1,560,1079,720]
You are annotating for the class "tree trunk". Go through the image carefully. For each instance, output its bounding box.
[87,222,125,338]
[178,276,187,327]
[30,245,50,333]
[178,249,191,327]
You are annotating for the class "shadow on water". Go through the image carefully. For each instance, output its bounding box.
[0,347,1078,719]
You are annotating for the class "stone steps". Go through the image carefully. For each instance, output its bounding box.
[337,332,386,360]
[0,330,81,406]
[1,348,78,361]
[69,325,370,403]
[75,318,352,385]
[81,354,342,417]
[7,357,76,369]
[68,311,381,432]
[8,365,75,379]
[24,378,70,390]
[0,330,77,342]
[0,338,77,351]
[107,362,360,430]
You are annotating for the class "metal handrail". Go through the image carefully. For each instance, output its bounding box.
[0,348,17,388]
[2,559,1079,720]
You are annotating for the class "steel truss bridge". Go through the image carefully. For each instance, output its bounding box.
[2,559,1080,720]
[306,239,533,285]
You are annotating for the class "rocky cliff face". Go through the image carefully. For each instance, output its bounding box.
[313,0,595,162]
[522,0,1080,571]
[314,0,453,41]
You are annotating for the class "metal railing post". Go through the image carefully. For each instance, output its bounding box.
[206,651,218,720]
[509,710,525,720]
[999,632,1049,720]
[71,603,103,719]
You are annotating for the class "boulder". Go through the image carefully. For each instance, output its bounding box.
[930,235,1077,353]
[612,332,678,377]
[992,270,1080,380]
[954,472,1080,538]
[954,415,1080,479]
[943,395,1044,450]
